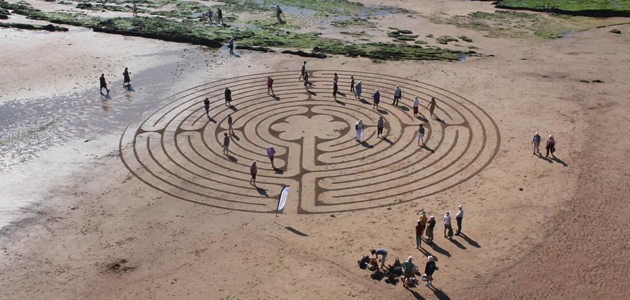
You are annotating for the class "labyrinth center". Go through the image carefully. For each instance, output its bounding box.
[120,70,500,214]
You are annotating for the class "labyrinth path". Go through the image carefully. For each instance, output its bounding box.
[120,70,501,214]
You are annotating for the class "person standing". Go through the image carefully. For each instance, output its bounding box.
[424,256,437,287]
[267,76,275,96]
[224,87,232,106]
[372,89,380,110]
[415,220,423,249]
[417,124,426,146]
[456,204,464,235]
[203,97,210,120]
[299,61,306,80]
[275,5,283,23]
[267,146,276,169]
[227,113,234,135]
[427,97,438,119]
[122,67,131,88]
[413,96,420,118]
[377,117,384,138]
[444,211,453,239]
[370,248,388,270]
[228,38,235,55]
[303,72,309,91]
[132,2,138,17]
[425,216,435,244]
[350,76,355,93]
[207,8,213,24]
[419,212,428,236]
[222,132,230,156]
[355,120,363,142]
[99,73,110,95]
[393,85,402,106]
[333,78,338,100]
[216,7,223,23]
[250,160,257,186]
[355,80,362,99]
[546,134,556,157]
[532,132,541,155]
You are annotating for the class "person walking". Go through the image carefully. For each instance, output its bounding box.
[372,89,380,109]
[377,117,384,138]
[417,124,426,146]
[222,132,230,156]
[413,96,420,118]
[203,97,211,120]
[415,220,423,249]
[355,120,363,142]
[275,5,283,23]
[122,67,131,88]
[350,76,355,93]
[99,73,110,95]
[424,256,437,287]
[402,256,415,289]
[267,146,276,169]
[532,131,541,155]
[456,204,464,235]
[216,7,223,23]
[546,134,556,157]
[355,80,362,99]
[132,2,138,17]
[250,160,257,186]
[393,85,402,106]
[224,87,232,106]
[227,113,234,135]
[427,97,438,119]
[444,211,453,239]
[303,72,309,91]
[207,8,213,24]
[419,212,428,236]
[370,248,388,270]
[299,61,306,80]
[333,76,338,100]
[228,38,235,55]
[267,76,275,96]
[425,216,435,244]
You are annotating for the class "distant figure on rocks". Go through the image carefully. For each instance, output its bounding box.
[216,8,223,23]
[426,216,435,244]
[333,73,339,100]
[427,97,438,119]
[122,67,131,88]
[303,72,309,91]
[456,204,464,235]
[417,124,425,146]
[132,2,137,17]
[373,89,380,109]
[228,38,235,55]
[250,160,257,186]
[227,113,234,135]
[350,76,355,93]
[267,76,275,96]
[370,247,388,270]
[355,80,362,99]
[444,211,453,239]
[99,74,110,95]
[413,96,420,118]
[377,117,384,138]
[203,97,210,119]
[393,85,402,105]
[223,132,230,156]
[207,8,213,24]
[276,5,283,23]
[355,120,363,142]
[299,61,306,80]
[546,134,556,158]
[532,131,541,155]
[224,87,232,106]
[424,256,437,287]
[267,146,276,169]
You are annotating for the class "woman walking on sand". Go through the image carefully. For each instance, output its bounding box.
[355,120,363,142]
[413,96,420,118]
[444,211,453,239]
[355,80,362,99]
[532,131,541,155]
[223,132,230,156]
[224,87,232,106]
[425,216,435,244]
[427,97,438,119]
[546,134,556,157]
[250,160,258,186]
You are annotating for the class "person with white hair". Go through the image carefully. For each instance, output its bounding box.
[372,89,380,109]
[402,256,415,288]
[444,211,453,239]
[393,85,402,105]
[424,255,437,286]
[546,134,556,157]
[456,204,464,235]
[532,131,541,155]
[413,96,420,118]
[355,120,363,142]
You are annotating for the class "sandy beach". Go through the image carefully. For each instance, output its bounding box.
[1,0,630,299]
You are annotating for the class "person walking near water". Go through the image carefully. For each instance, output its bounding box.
[393,85,402,105]
[99,74,110,95]
[224,87,232,106]
[456,204,464,235]
[222,132,230,156]
[355,120,363,142]
[250,160,258,186]
[417,124,426,146]
[203,97,210,120]
[350,76,355,94]
[424,256,437,287]
[377,117,384,138]
[355,80,362,99]
[216,7,223,23]
[207,8,213,24]
[299,61,306,80]
[122,67,131,88]
[227,114,234,135]
[132,2,138,17]
[427,97,438,119]
[444,211,453,239]
[413,96,420,118]
[228,38,235,55]
[546,134,556,157]
[276,5,283,23]
[532,131,541,155]
[267,146,276,169]
[372,89,380,110]
[267,76,275,96]
[425,216,435,244]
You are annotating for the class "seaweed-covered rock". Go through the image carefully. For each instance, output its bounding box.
[610,29,622,34]
[236,45,273,52]
[0,22,69,31]
[459,35,473,42]
[281,50,327,58]
[436,35,459,44]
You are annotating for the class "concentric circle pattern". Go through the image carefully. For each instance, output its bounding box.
[120,70,501,214]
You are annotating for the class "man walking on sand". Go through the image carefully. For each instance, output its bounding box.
[456,205,464,235]
[532,131,541,155]
[203,97,210,120]
[373,89,380,110]
[122,67,131,88]
[393,85,402,106]
[415,220,423,249]
[303,72,310,91]
[250,160,257,186]
[299,61,306,80]
[377,117,384,138]
[333,75,339,100]
[267,146,276,169]
[227,113,234,135]
[417,124,426,146]
[546,134,556,158]
[99,74,110,95]
[424,256,437,287]
[267,76,275,96]
[224,87,232,106]
[350,76,355,93]
[228,38,235,55]
[223,132,230,156]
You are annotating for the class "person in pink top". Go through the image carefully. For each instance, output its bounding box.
[267,76,275,96]
[267,146,276,169]
[250,160,257,186]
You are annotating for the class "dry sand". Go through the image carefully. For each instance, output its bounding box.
[1,1,630,299]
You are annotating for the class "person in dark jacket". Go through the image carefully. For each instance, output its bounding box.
[224,87,232,106]
[424,256,437,287]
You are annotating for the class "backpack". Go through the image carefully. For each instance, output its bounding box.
[358,254,369,269]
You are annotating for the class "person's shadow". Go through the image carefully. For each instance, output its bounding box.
[359,98,369,104]
[448,238,466,250]
[256,187,268,197]
[551,156,568,167]
[421,144,435,153]
[458,233,481,248]
[228,105,238,111]
[125,85,135,92]
[427,241,451,257]
[335,99,346,106]
[271,95,280,101]
[226,155,237,162]
[360,141,373,148]
[409,289,426,300]
[381,136,394,145]
[273,167,284,174]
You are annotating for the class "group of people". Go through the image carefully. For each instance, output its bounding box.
[99,67,132,95]
[205,7,224,24]
[531,132,557,157]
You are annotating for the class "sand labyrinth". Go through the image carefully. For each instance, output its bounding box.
[120,70,500,214]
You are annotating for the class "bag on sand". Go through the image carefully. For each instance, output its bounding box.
[448,227,454,237]
[358,254,370,269]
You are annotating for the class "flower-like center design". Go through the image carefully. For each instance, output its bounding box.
[271,115,347,141]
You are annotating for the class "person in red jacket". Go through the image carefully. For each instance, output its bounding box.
[267,76,275,96]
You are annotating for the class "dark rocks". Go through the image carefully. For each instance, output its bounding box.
[281,49,327,58]
[610,29,622,34]
[0,22,69,31]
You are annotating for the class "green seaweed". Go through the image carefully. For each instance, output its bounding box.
[496,0,630,14]
[331,17,375,28]
[436,35,458,44]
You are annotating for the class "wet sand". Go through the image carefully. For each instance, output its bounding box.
[1,1,630,299]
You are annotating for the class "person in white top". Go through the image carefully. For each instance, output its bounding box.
[413,96,420,118]
[355,120,363,142]
[456,204,464,235]
[444,211,453,239]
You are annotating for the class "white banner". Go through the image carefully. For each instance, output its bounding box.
[277,186,290,213]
